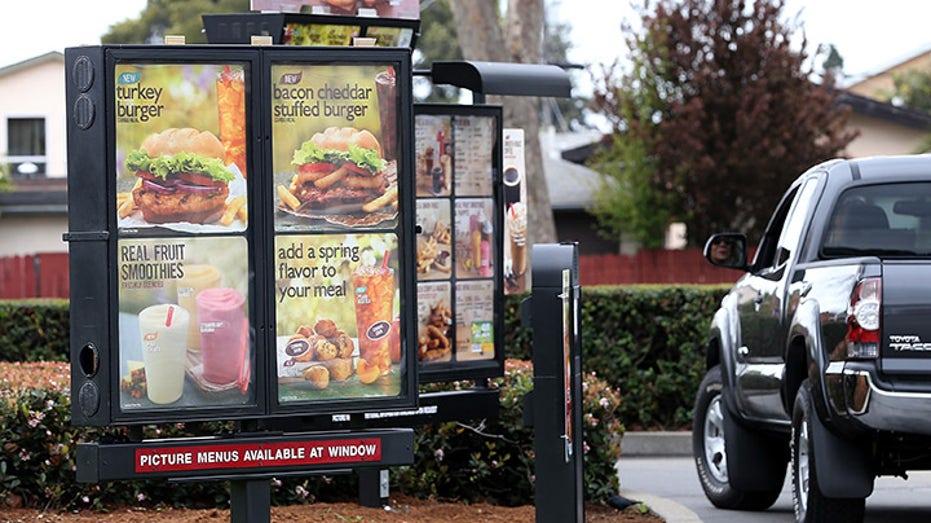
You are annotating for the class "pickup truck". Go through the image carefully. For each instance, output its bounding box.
[692,155,931,522]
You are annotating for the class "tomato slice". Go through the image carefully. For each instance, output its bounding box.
[299,162,336,173]
[135,171,162,183]
[177,172,225,187]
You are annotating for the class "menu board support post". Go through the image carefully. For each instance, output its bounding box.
[230,479,271,523]
[358,468,389,508]
[526,243,583,523]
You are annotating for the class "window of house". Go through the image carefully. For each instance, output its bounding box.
[7,117,47,178]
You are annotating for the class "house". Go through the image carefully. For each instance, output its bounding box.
[0,52,68,258]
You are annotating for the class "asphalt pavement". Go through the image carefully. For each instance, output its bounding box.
[617,431,931,522]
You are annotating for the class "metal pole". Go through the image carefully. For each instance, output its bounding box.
[230,479,271,523]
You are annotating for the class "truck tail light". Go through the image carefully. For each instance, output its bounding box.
[846,277,881,359]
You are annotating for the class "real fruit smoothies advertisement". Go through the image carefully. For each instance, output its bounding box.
[114,63,248,233]
[117,236,252,411]
[271,63,399,231]
[275,233,401,402]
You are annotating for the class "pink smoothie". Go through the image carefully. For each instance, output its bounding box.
[196,287,247,384]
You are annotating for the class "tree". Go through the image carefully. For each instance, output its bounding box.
[103,0,249,44]
[589,0,857,247]
[448,0,557,244]
[888,69,931,114]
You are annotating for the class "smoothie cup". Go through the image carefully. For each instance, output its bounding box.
[138,304,189,404]
[176,264,221,351]
[196,287,247,385]
[507,202,528,276]
[352,264,395,375]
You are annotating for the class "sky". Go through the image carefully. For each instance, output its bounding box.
[4,1,931,86]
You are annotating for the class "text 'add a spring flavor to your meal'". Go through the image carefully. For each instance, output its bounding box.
[274,234,401,402]
[272,64,399,231]
[115,64,248,233]
[117,237,252,411]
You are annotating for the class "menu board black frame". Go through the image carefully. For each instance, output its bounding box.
[66,45,417,426]
[412,104,505,383]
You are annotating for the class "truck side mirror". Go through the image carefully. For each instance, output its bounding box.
[704,233,748,270]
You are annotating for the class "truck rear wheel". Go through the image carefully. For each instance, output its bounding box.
[792,380,865,522]
[693,366,782,510]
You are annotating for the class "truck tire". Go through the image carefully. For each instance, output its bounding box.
[792,380,865,522]
[693,366,782,510]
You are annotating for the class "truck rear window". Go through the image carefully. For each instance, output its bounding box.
[822,183,931,257]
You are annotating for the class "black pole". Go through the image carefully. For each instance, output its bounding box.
[527,243,584,523]
[230,479,271,523]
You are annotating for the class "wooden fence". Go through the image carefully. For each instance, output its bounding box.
[578,248,740,286]
[0,248,738,300]
[0,253,70,299]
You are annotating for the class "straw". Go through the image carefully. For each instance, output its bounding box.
[382,250,390,269]
[165,305,174,327]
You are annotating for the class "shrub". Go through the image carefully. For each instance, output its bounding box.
[1,360,622,510]
[0,300,69,362]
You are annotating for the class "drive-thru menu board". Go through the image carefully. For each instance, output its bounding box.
[65,46,415,426]
[413,105,503,381]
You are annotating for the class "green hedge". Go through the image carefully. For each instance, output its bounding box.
[503,285,730,429]
[1,362,621,510]
[2,286,729,430]
[0,300,70,362]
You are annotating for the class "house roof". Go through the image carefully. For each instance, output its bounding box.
[0,51,63,78]
[836,91,931,130]
[541,129,605,210]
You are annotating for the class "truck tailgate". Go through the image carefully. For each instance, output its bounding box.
[882,262,931,375]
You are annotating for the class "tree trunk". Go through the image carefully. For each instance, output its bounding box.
[448,0,557,244]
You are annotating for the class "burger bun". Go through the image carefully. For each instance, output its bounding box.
[141,128,225,160]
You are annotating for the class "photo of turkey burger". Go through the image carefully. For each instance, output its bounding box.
[286,126,389,210]
[125,128,235,224]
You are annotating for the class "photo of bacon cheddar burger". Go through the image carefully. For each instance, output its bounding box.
[125,128,234,224]
[286,127,389,210]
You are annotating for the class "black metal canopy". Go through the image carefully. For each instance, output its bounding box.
[430,60,572,99]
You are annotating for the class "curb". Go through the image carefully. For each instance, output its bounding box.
[622,431,692,457]
[621,489,702,523]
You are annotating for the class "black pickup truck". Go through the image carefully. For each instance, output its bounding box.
[693,155,931,522]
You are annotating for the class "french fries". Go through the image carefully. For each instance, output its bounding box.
[362,186,398,213]
[278,184,301,210]
[117,194,135,218]
[220,196,247,226]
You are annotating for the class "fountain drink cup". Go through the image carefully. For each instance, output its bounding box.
[352,264,395,375]
[176,264,221,351]
[375,68,397,161]
[217,66,247,177]
[138,304,190,404]
[196,287,247,384]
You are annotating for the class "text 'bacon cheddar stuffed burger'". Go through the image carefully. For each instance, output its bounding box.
[125,128,234,224]
[287,127,389,210]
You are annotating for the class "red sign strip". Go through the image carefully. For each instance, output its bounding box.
[135,438,382,474]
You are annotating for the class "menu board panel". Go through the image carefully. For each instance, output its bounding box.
[117,236,253,410]
[274,233,401,402]
[111,56,257,419]
[268,51,411,407]
[413,105,503,378]
[114,63,249,233]
[272,63,399,232]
